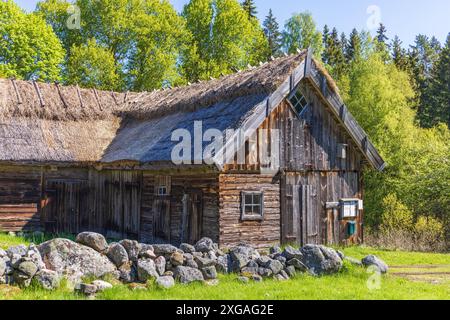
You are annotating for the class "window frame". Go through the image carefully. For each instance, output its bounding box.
[240,191,265,221]
[157,185,168,196]
[288,88,309,118]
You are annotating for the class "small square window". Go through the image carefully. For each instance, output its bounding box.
[157,186,167,196]
[289,89,309,115]
[241,191,264,221]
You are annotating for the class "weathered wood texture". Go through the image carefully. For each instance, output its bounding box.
[140,174,219,244]
[0,165,42,232]
[218,174,280,248]
[281,171,362,246]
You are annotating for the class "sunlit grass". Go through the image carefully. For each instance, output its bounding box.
[1,233,448,300]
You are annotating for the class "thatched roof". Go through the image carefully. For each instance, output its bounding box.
[0,50,385,171]
[0,51,307,164]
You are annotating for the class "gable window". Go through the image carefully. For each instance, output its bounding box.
[289,89,309,115]
[157,186,168,196]
[241,191,264,221]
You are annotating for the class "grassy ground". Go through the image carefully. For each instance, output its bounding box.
[0,234,449,300]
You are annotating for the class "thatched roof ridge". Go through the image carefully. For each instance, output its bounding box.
[0,51,307,121]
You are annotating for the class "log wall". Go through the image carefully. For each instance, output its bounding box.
[218,174,280,248]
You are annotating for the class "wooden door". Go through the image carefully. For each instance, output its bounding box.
[181,190,203,244]
[153,195,171,242]
[42,180,89,234]
[300,185,319,245]
[282,183,319,246]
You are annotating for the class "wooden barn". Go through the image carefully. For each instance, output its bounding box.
[0,50,385,248]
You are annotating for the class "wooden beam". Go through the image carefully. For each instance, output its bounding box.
[93,88,103,111]
[10,79,23,105]
[304,47,313,77]
[32,80,45,108]
[76,85,84,108]
[55,82,68,108]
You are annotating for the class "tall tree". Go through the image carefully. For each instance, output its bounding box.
[182,0,269,82]
[346,28,362,62]
[0,0,65,81]
[66,39,121,90]
[282,12,323,57]
[263,9,282,57]
[421,34,450,127]
[375,23,390,61]
[37,0,189,90]
[36,0,82,53]
[323,27,346,80]
[322,24,330,63]
[391,35,408,71]
[376,23,388,44]
[409,34,442,125]
[241,0,257,19]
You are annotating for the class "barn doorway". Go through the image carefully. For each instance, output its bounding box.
[181,190,203,244]
[281,183,320,246]
[41,179,89,234]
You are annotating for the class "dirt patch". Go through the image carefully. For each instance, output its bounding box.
[390,265,450,284]
[0,284,22,299]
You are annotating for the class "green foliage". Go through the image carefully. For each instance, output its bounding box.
[240,0,257,19]
[181,0,269,82]
[263,9,282,57]
[36,0,82,52]
[37,0,189,90]
[282,12,323,57]
[379,194,414,234]
[420,34,450,128]
[0,0,65,81]
[66,39,121,90]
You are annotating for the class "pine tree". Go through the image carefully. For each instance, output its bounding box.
[323,27,346,80]
[409,34,442,125]
[241,0,257,19]
[346,28,362,62]
[263,9,282,57]
[391,36,408,71]
[322,25,330,63]
[421,34,450,127]
[376,23,388,44]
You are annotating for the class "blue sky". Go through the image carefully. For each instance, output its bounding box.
[16,0,450,46]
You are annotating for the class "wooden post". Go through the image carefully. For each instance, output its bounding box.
[10,78,23,105]
[76,85,84,108]
[304,47,313,78]
[33,80,45,107]
[93,88,103,111]
[55,82,68,108]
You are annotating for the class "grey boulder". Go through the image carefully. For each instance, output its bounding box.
[6,244,27,258]
[137,259,159,282]
[194,237,214,253]
[300,244,343,275]
[92,280,113,291]
[38,238,117,284]
[156,275,175,289]
[201,266,217,280]
[35,269,60,290]
[174,266,204,284]
[76,232,108,253]
[119,239,142,262]
[180,243,196,253]
[154,256,166,275]
[153,244,178,256]
[106,242,129,267]
[362,255,388,273]
[282,246,303,260]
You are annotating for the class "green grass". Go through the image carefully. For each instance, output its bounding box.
[1,233,449,300]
